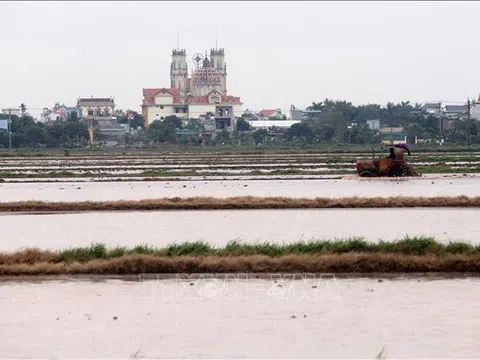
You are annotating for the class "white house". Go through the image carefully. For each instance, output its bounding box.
[470,95,480,120]
[247,120,300,130]
[141,88,242,134]
[441,102,466,120]
[77,97,115,119]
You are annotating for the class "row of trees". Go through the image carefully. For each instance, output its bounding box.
[229,99,477,146]
[1,99,477,148]
[0,113,90,148]
[301,99,478,144]
[0,108,147,148]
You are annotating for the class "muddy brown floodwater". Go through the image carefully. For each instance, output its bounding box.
[0,277,478,358]
[1,178,480,202]
[0,208,479,251]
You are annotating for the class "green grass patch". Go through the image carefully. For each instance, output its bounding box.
[415,165,480,174]
[46,237,480,263]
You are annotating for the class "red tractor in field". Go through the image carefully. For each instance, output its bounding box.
[355,146,420,177]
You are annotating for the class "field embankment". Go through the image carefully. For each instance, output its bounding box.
[1,195,480,212]
[1,238,479,275]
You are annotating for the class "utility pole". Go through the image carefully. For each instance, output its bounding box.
[8,109,12,153]
[88,117,94,147]
[467,99,472,146]
[3,108,16,153]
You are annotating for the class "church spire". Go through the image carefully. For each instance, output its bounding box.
[202,51,211,68]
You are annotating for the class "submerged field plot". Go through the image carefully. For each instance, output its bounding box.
[2,149,480,180]
[1,148,479,276]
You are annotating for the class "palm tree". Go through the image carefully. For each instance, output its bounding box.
[307,101,324,111]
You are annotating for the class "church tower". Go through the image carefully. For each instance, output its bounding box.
[170,49,188,95]
[210,48,227,94]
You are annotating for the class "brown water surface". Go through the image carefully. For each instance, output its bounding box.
[0,277,478,358]
[1,178,480,202]
[0,208,478,251]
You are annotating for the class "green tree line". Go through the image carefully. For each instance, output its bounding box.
[0,112,91,148]
[1,98,478,149]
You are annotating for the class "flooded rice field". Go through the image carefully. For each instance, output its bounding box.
[1,177,480,202]
[1,151,480,179]
[1,208,478,251]
[2,152,480,358]
[0,277,478,358]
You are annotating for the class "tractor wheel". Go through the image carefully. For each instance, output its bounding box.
[359,170,375,177]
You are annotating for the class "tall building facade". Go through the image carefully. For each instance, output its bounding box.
[170,49,189,94]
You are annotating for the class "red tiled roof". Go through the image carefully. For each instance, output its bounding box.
[258,109,277,117]
[188,97,210,104]
[142,88,182,105]
[221,95,241,104]
[205,90,222,97]
[205,90,241,104]
[142,88,181,97]
[142,87,241,106]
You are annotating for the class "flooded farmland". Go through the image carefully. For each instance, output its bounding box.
[1,151,480,180]
[1,208,479,251]
[1,151,480,359]
[2,177,480,202]
[0,277,478,358]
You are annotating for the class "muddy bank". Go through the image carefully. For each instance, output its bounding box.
[0,253,479,275]
[1,195,480,212]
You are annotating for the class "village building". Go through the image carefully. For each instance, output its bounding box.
[471,96,480,120]
[77,97,125,140]
[378,127,407,144]
[41,103,80,122]
[247,120,300,131]
[440,102,467,120]
[77,97,115,120]
[257,109,285,120]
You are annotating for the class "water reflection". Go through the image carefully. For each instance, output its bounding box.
[0,208,478,251]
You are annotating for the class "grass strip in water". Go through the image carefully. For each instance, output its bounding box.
[0,238,479,274]
[415,165,480,174]
[1,196,480,212]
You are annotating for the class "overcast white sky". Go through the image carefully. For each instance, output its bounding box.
[1,1,480,118]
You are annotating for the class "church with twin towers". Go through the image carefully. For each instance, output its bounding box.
[170,48,228,97]
[142,44,242,129]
